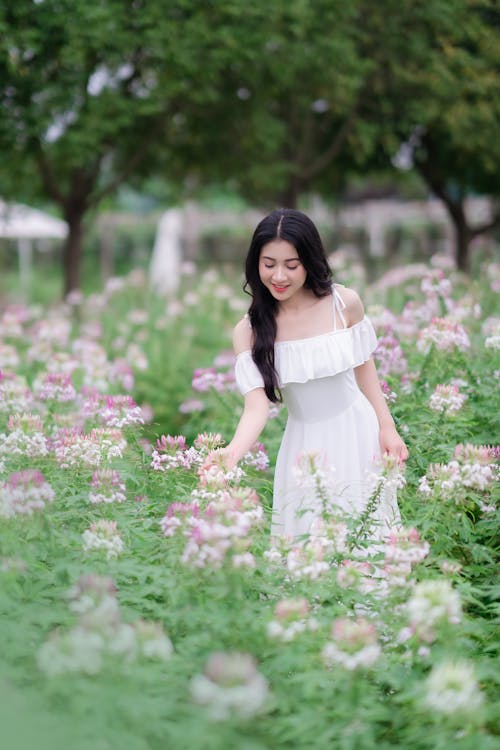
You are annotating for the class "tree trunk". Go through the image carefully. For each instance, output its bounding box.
[415,160,472,273]
[280,176,302,209]
[62,211,84,296]
[437,197,472,274]
[99,221,115,284]
[453,212,471,274]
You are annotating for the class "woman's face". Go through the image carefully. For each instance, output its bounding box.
[258,239,307,301]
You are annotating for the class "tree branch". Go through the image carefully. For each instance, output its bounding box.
[89,113,168,206]
[299,104,359,181]
[470,208,500,238]
[416,156,499,239]
[33,140,65,206]
[414,157,465,226]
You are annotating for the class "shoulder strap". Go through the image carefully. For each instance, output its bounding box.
[332,285,347,330]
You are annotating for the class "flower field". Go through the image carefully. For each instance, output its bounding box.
[0,255,499,750]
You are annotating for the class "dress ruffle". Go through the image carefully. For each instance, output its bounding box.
[234,316,377,395]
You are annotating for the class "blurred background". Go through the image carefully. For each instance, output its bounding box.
[0,0,499,304]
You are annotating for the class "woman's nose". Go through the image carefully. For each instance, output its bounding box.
[273,266,286,280]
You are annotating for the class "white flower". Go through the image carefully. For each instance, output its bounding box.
[105,623,137,660]
[190,652,269,721]
[286,543,330,580]
[0,343,20,368]
[429,384,467,413]
[82,520,124,560]
[417,317,470,354]
[37,627,104,676]
[485,333,500,350]
[232,552,256,569]
[263,547,283,564]
[322,641,381,671]
[266,618,317,642]
[0,429,49,458]
[423,661,483,716]
[322,617,381,670]
[407,580,462,641]
[135,620,173,661]
[292,451,338,500]
[0,470,55,517]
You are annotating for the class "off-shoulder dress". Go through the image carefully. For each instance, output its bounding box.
[234,285,400,540]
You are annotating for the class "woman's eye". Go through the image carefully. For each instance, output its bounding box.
[262,263,299,270]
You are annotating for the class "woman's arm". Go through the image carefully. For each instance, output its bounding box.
[221,387,270,469]
[212,316,270,470]
[354,358,408,463]
[340,286,408,463]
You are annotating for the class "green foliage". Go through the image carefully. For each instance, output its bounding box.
[1,1,499,292]
[0,258,498,748]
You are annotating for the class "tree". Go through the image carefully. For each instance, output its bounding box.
[164,1,373,208]
[374,0,500,271]
[0,0,257,294]
[2,0,497,285]
[174,0,500,273]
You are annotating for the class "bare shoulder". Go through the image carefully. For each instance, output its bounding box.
[335,285,365,326]
[232,315,253,355]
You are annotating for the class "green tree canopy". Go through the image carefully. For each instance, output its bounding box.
[0,0,257,292]
[1,0,498,289]
[370,0,500,270]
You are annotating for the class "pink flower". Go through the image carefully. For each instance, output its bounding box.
[286,541,330,580]
[159,502,199,537]
[322,617,381,670]
[454,443,499,464]
[0,469,55,517]
[420,270,452,300]
[213,350,235,368]
[52,427,126,468]
[194,432,224,451]
[109,358,134,391]
[0,372,33,413]
[274,598,310,621]
[99,395,144,428]
[156,434,187,453]
[417,317,470,354]
[179,398,205,414]
[240,442,270,471]
[192,367,221,392]
[384,527,430,565]
[429,384,467,413]
[406,580,462,643]
[0,412,48,457]
[82,520,124,559]
[32,372,77,402]
[336,560,377,592]
[380,380,397,404]
[191,367,236,393]
[191,651,269,720]
[374,333,408,377]
[89,468,126,504]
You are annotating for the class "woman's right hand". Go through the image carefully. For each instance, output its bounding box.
[203,446,238,472]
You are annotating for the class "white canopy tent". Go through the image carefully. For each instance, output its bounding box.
[0,199,68,299]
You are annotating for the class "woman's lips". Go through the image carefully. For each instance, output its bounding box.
[272,284,288,292]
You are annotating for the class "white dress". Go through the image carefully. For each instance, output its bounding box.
[234,286,401,540]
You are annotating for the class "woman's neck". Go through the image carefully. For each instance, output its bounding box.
[277,288,321,315]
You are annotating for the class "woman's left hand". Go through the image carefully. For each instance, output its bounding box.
[379,426,409,464]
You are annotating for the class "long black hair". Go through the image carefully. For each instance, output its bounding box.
[244,208,333,402]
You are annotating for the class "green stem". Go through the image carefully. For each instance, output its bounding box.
[349,476,385,551]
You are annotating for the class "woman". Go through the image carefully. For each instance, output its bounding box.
[217,208,408,539]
